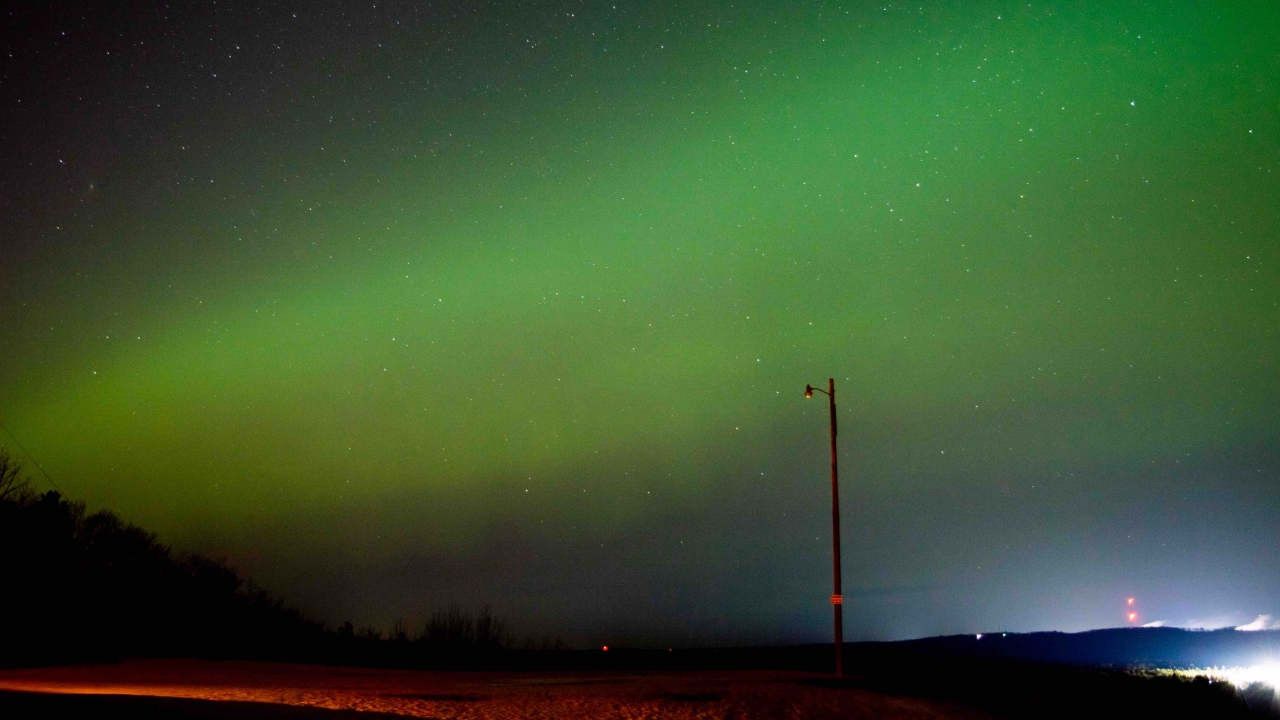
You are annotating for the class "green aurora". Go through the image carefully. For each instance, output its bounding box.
[2,1,1277,643]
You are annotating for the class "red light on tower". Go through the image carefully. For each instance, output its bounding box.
[1128,598,1135,606]
[1128,612,1137,622]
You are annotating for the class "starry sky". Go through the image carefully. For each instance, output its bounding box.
[1,1,1277,646]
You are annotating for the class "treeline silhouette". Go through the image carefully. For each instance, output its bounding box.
[328,602,572,667]
[0,450,527,669]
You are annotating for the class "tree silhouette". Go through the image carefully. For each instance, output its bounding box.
[0,451,324,667]
[0,449,531,669]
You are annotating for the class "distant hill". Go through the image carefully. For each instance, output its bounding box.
[876,627,1280,669]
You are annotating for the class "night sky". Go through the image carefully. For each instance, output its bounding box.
[2,1,1277,647]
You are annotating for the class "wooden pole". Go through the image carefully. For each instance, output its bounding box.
[828,377,843,677]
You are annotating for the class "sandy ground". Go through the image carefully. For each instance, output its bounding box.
[0,659,993,719]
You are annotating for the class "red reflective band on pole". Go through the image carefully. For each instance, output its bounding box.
[830,595,843,605]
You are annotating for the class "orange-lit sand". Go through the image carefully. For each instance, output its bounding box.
[0,659,992,719]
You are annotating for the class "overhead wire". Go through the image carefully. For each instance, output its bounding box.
[0,416,61,494]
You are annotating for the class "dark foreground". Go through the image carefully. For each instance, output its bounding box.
[0,661,987,720]
[0,654,1271,720]
[0,691,408,720]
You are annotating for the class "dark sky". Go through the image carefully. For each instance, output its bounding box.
[2,1,1277,647]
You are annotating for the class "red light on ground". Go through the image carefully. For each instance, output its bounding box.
[602,645,609,652]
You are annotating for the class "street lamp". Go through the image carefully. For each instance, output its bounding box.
[805,378,843,677]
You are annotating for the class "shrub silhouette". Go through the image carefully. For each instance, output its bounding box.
[420,602,510,652]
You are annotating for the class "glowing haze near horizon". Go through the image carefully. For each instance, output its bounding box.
[1,1,1277,645]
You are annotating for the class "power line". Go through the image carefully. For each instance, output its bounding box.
[0,416,61,494]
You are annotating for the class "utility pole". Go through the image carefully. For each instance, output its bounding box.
[805,378,843,676]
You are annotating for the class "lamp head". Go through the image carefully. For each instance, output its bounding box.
[804,384,814,399]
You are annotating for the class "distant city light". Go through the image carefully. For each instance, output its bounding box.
[1236,615,1279,631]
[1185,663,1280,696]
